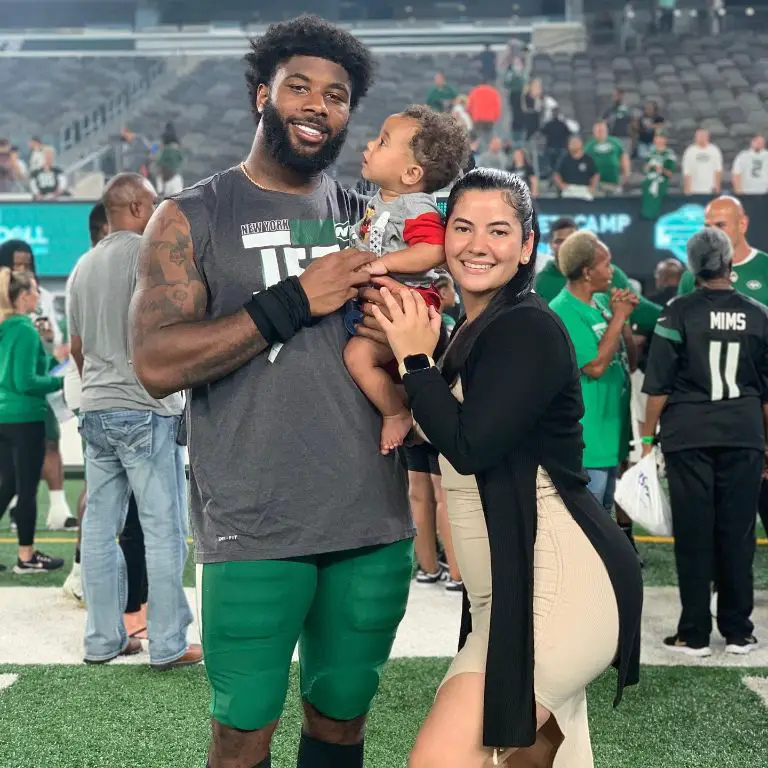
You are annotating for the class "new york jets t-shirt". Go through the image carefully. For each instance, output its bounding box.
[173,167,413,564]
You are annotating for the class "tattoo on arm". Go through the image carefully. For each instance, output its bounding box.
[129,200,269,395]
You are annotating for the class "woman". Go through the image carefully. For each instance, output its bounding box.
[372,169,642,766]
[0,268,65,573]
[642,228,767,657]
[0,239,74,530]
[549,231,638,516]
[519,78,543,140]
[507,147,538,197]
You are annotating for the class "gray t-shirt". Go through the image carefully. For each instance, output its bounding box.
[351,191,444,287]
[68,231,183,416]
[174,167,412,564]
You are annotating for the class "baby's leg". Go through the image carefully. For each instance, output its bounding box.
[344,336,413,455]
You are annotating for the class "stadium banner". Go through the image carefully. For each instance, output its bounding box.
[0,201,93,277]
[435,194,768,284]
[3,194,768,282]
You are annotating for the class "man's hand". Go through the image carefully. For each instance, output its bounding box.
[355,276,406,343]
[641,442,654,458]
[298,247,374,317]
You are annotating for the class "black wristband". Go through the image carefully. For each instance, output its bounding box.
[243,276,312,345]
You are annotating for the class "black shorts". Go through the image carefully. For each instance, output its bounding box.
[404,443,441,476]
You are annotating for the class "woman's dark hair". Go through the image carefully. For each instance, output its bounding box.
[244,14,375,124]
[0,239,36,276]
[161,122,179,145]
[89,203,107,246]
[441,168,540,381]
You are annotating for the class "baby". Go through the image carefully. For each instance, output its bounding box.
[344,105,470,455]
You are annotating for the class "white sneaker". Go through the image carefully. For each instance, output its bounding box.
[62,564,84,606]
[725,636,758,655]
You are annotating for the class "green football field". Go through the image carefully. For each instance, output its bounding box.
[0,480,766,767]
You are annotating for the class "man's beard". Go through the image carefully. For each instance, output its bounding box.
[260,102,347,175]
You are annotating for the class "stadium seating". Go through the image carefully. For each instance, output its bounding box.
[531,31,768,188]
[120,52,489,184]
[0,57,164,149]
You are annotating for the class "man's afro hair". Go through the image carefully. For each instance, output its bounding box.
[245,15,375,119]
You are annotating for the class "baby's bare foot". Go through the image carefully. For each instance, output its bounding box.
[380,412,413,455]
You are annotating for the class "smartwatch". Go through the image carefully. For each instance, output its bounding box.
[398,354,435,379]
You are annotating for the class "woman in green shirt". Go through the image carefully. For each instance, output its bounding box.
[550,231,638,514]
[0,268,65,574]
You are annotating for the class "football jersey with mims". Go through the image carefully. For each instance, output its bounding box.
[643,288,768,452]
[678,248,768,306]
[173,167,412,564]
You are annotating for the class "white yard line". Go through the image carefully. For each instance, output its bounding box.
[0,673,18,691]
[743,676,768,708]
[0,586,766,667]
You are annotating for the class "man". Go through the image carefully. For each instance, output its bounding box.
[0,239,74,530]
[62,202,109,604]
[129,17,413,768]
[640,130,677,220]
[69,173,197,669]
[466,80,502,148]
[435,272,459,332]
[535,217,662,335]
[62,203,149,637]
[540,107,572,177]
[553,136,599,200]
[585,120,629,193]
[29,148,67,200]
[732,134,768,196]
[682,128,723,196]
[425,71,457,113]
[643,228,766,656]
[476,136,506,170]
[677,195,768,535]
[650,258,684,306]
[603,89,633,156]
[677,196,768,304]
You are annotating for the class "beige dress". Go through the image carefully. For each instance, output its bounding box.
[437,381,620,767]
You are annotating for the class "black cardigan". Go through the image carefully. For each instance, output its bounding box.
[404,293,643,749]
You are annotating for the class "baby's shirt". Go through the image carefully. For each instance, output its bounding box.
[351,191,444,286]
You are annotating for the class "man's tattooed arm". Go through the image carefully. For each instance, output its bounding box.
[129,200,269,398]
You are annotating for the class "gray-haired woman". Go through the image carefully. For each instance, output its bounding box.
[642,227,768,657]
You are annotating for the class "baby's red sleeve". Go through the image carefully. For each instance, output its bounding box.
[402,212,445,246]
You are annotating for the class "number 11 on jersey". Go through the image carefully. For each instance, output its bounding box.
[709,341,740,401]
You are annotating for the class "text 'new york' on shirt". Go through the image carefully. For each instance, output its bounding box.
[173,167,412,564]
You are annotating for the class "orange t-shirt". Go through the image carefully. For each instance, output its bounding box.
[467,85,502,124]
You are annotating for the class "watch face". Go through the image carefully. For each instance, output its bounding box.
[404,354,431,373]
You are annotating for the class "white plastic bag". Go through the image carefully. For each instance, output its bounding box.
[613,450,673,536]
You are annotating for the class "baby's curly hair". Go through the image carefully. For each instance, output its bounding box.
[401,105,471,194]
[244,15,375,122]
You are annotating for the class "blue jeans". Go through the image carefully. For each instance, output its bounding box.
[587,467,618,516]
[80,409,192,664]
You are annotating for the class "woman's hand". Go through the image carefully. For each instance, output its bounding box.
[610,288,639,320]
[371,285,442,364]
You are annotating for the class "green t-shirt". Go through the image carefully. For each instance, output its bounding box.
[550,289,630,468]
[584,137,624,185]
[535,259,662,334]
[678,249,768,306]
[641,148,677,220]
[426,84,458,113]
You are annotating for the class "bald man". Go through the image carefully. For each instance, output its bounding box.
[650,258,684,306]
[68,173,200,668]
[678,196,768,305]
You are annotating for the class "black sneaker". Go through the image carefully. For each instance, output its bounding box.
[445,578,464,592]
[13,550,65,575]
[725,635,759,655]
[0,563,6,573]
[416,565,447,584]
[663,634,711,658]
